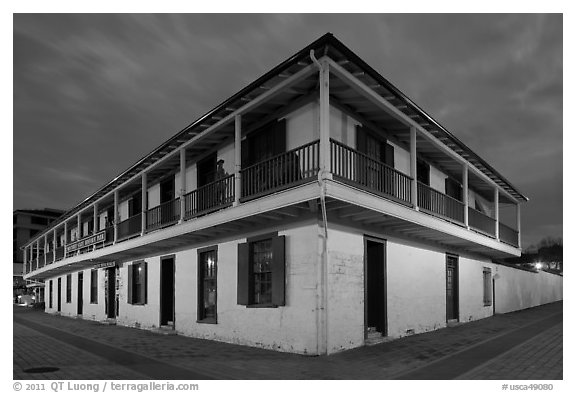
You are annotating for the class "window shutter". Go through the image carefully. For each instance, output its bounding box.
[384,143,394,168]
[274,119,287,155]
[127,264,133,304]
[356,126,367,153]
[237,242,250,305]
[142,262,148,305]
[271,235,286,306]
[241,138,250,168]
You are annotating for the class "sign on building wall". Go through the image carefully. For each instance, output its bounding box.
[65,231,106,253]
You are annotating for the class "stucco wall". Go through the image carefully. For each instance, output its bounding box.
[110,222,321,354]
[326,227,364,354]
[458,256,494,322]
[387,239,447,337]
[494,265,563,314]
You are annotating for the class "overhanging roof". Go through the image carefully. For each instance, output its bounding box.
[23,33,528,248]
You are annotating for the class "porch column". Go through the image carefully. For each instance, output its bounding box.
[410,127,418,210]
[93,203,99,232]
[463,164,469,228]
[77,213,81,240]
[53,229,57,263]
[113,190,119,244]
[494,187,499,240]
[319,59,330,174]
[141,172,147,235]
[234,114,241,206]
[35,240,39,270]
[179,149,186,223]
[63,221,68,257]
[44,235,47,266]
[516,203,522,249]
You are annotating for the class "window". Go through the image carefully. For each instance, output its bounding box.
[66,274,72,303]
[483,268,492,306]
[198,247,217,322]
[445,178,463,201]
[128,261,147,305]
[237,234,285,307]
[90,269,98,304]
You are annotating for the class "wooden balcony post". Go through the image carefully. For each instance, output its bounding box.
[234,114,241,206]
[53,229,57,263]
[113,190,119,244]
[179,149,186,223]
[516,203,522,249]
[63,221,68,255]
[319,59,330,174]
[77,213,81,240]
[463,164,469,228]
[43,235,47,266]
[494,187,499,240]
[93,203,99,232]
[141,172,147,235]
[23,245,27,275]
[410,127,418,210]
[36,239,40,270]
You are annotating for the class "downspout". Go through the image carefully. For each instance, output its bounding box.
[311,49,329,355]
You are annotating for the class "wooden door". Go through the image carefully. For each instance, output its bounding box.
[446,255,459,321]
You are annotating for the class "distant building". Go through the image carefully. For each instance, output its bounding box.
[22,34,562,354]
[13,208,64,301]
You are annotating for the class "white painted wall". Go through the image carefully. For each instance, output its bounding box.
[329,105,359,147]
[118,199,129,221]
[392,141,410,176]
[118,259,160,329]
[494,265,563,313]
[147,183,160,209]
[458,256,494,322]
[283,102,319,151]
[326,227,364,353]
[387,239,447,337]
[430,165,448,194]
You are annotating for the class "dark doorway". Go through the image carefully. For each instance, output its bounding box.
[160,176,175,204]
[105,267,116,319]
[365,238,387,336]
[197,153,217,212]
[160,256,175,326]
[77,272,83,315]
[492,277,496,315]
[446,255,459,321]
[57,278,61,312]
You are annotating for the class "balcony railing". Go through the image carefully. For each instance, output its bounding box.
[331,139,412,205]
[418,182,465,223]
[146,198,180,232]
[45,251,54,265]
[184,174,234,220]
[117,213,142,241]
[241,140,320,200]
[499,222,519,247]
[468,207,496,237]
[55,246,65,261]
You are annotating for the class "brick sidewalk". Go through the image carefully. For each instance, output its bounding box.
[13,302,563,379]
[458,323,563,380]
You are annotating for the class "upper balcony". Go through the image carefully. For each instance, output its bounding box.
[22,34,526,279]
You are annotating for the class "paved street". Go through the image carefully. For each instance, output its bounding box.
[13,301,562,380]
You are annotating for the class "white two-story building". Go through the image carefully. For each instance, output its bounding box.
[22,33,562,355]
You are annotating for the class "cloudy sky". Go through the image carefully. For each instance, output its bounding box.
[13,14,562,249]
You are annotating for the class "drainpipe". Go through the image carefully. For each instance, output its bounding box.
[311,49,329,355]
